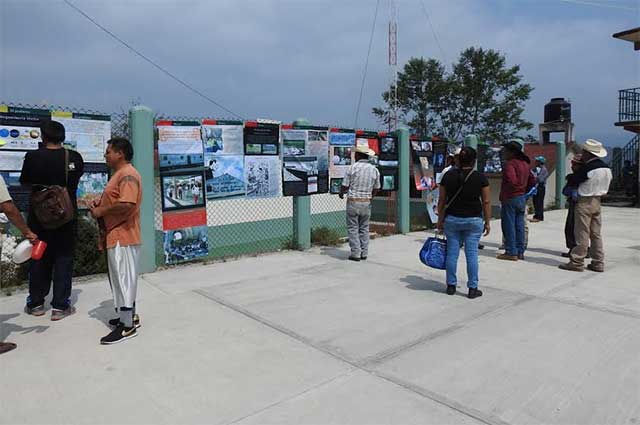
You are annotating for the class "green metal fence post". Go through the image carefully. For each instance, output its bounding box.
[129,105,157,273]
[464,134,479,170]
[293,196,311,250]
[396,127,410,234]
[555,140,566,209]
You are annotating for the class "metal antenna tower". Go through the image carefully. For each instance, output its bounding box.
[388,0,398,132]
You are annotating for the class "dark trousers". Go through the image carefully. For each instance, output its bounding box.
[27,245,74,310]
[533,184,546,220]
[565,201,576,250]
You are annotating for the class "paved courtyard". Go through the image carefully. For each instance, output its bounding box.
[1,207,639,425]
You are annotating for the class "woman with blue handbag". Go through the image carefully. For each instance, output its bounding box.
[436,147,492,299]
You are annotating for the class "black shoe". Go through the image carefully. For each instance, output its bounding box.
[468,288,483,299]
[100,325,137,345]
[360,256,367,261]
[348,256,361,262]
[561,252,571,258]
[108,314,141,329]
[446,285,456,295]
[478,244,485,250]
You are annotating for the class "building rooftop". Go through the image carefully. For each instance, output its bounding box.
[613,27,640,50]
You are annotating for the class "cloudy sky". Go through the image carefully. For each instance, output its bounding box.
[1,0,638,146]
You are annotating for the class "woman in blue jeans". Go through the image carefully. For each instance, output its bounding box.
[436,147,491,299]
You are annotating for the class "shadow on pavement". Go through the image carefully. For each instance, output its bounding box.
[0,313,49,341]
[401,275,468,298]
[87,299,115,328]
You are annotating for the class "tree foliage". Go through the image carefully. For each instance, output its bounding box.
[373,47,534,143]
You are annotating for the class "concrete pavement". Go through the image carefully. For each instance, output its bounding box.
[1,207,639,424]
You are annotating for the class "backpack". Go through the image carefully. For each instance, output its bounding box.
[30,149,75,229]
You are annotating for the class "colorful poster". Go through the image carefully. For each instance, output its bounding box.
[329,131,356,146]
[204,154,245,199]
[483,145,503,174]
[201,120,244,155]
[282,130,306,156]
[53,112,111,163]
[411,140,435,191]
[161,172,206,211]
[0,107,50,151]
[244,155,281,198]
[77,171,108,210]
[157,123,203,155]
[424,188,440,224]
[243,122,279,156]
[329,146,354,179]
[163,225,209,264]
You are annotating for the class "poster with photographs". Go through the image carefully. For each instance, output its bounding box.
[76,163,109,210]
[282,129,307,156]
[243,122,279,156]
[328,130,356,146]
[244,155,281,198]
[157,122,203,155]
[411,139,435,192]
[53,112,111,163]
[329,146,354,178]
[163,225,209,264]
[304,128,329,194]
[330,177,344,194]
[283,156,319,196]
[201,120,244,155]
[378,135,399,169]
[431,140,448,174]
[424,188,439,224]
[481,145,503,174]
[161,172,206,211]
[204,154,245,199]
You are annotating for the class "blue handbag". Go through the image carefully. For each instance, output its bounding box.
[419,233,447,270]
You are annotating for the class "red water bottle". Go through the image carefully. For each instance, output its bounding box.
[31,240,47,260]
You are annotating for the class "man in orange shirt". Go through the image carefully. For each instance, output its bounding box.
[90,138,142,345]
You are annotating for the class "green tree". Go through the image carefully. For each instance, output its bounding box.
[374,47,534,143]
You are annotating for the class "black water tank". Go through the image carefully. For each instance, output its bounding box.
[544,98,571,123]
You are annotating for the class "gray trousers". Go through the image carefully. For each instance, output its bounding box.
[346,201,371,257]
[107,242,141,309]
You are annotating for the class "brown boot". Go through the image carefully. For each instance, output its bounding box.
[587,264,604,273]
[558,263,584,272]
[496,253,518,261]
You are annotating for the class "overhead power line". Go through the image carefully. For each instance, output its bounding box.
[558,0,639,10]
[62,0,243,119]
[355,0,381,129]
[419,0,448,65]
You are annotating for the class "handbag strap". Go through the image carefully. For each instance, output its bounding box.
[444,169,474,211]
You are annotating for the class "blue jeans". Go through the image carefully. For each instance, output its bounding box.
[443,215,483,289]
[501,195,526,256]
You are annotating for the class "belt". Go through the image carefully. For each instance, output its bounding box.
[348,198,371,202]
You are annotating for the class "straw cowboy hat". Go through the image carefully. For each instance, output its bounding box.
[580,139,607,158]
[355,145,376,157]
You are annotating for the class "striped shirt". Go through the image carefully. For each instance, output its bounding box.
[342,160,380,200]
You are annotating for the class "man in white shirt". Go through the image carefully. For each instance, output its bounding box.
[339,146,380,261]
[559,139,612,273]
[0,174,38,354]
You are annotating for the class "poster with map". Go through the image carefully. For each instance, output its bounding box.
[53,111,111,163]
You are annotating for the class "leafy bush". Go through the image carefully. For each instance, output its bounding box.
[311,226,342,246]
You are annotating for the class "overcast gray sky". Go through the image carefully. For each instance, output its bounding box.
[1,0,638,146]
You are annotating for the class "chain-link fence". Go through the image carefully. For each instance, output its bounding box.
[0,102,127,288]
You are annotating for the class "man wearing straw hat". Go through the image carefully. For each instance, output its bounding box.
[0,170,38,354]
[339,145,380,261]
[559,139,612,273]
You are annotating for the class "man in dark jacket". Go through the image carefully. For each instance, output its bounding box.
[497,139,535,261]
[20,120,84,320]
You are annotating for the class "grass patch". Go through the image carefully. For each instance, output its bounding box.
[311,226,342,246]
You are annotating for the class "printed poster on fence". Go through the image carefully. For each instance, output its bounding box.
[328,128,356,193]
[411,139,435,191]
[204,154,245,199]
[163,225,209,264]
[156,120,207,236]
[281,126,329,196]
[243,122,279,156]
[244,155,281,198]
[201,120,244,155]
[52,111,111,163]
[77,163,109,210]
